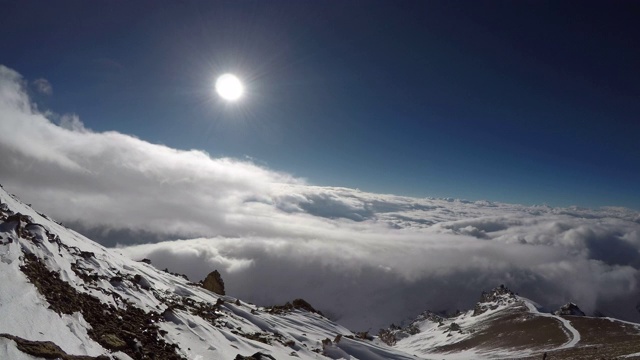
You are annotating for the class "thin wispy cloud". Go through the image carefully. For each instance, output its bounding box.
[32,78,52,95]
[1,64,639,330]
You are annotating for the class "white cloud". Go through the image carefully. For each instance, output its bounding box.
[2,64,640,330]
[32,78,52,95]
[58,113,89,133]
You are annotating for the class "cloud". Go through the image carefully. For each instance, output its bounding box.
[32,78,52,95]
[118,214,640,330]
[2,64,640,330]
[58,113,90,133]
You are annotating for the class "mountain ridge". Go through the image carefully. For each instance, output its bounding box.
[0,185,414,360]
[379,285,640,359]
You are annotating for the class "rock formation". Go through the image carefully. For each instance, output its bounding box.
[554,303,585,316]
[202,270,225,295]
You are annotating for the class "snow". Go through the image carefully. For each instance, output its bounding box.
[334,337,416,360]
[0,186,418,360]
[0,338,39,360]
[390,293,590,360]
[393,296,524,359]
[0,234,106,356]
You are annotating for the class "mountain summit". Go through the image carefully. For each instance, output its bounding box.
[554,303,586,317]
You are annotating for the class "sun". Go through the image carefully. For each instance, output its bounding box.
[215,73,244,101]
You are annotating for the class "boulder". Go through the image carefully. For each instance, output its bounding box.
[202,270,225,295]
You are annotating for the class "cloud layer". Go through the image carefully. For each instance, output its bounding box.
[1,65,640,330]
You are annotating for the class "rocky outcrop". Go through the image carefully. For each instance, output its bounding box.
[19,253,184,359]
[234,351,277,360]
[266,298,324,316]
[554,303,585,316]
[473,284,517,316]
[202,270,225,295]
[292,298,320,314]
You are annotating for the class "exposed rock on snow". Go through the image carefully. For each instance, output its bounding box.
[0,333,110,360]
[234,352,277,360]
[266,298,324,316]
[19,253,182,359]
[473,284,517,316]
[202,269,225,295]
[554,303,586,317]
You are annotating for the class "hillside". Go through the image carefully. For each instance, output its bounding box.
[0,185,414,360]
[379,285,640,359]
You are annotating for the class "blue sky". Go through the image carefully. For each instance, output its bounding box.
[2,0,639,209]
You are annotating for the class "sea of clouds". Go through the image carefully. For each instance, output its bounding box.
[1,64,639,330]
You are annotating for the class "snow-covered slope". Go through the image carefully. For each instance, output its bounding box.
[379,285,640,359]
[0,185,417,360]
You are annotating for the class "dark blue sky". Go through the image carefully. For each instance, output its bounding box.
[2,1,639,209]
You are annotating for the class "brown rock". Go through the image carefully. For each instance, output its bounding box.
[202,270,225,295]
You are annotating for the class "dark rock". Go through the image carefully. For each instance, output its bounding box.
[554,302,585,316]
[19,253,185,360]
[202,270,225,295]
[355,331,372,340]
[79,251,95,259]
[133,274,151,290]
[100,333,127,350]
[265,298,324,317]
[292,299,320,314]
[234,352,277,360]
[473,284,517,316]
[0,333,110,360]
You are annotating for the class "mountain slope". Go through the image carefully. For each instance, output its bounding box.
[379,285,640,359]
[0,185,416,360]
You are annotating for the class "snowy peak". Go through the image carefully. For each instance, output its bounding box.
[377,285,523,348]
[473,284,518,316]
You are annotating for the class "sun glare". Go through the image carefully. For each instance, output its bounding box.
[215,74,244,101]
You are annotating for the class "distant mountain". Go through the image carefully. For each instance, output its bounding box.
[2,184,640,360]
[379,285,640,359]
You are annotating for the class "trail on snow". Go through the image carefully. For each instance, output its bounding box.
[522,298,580,349]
